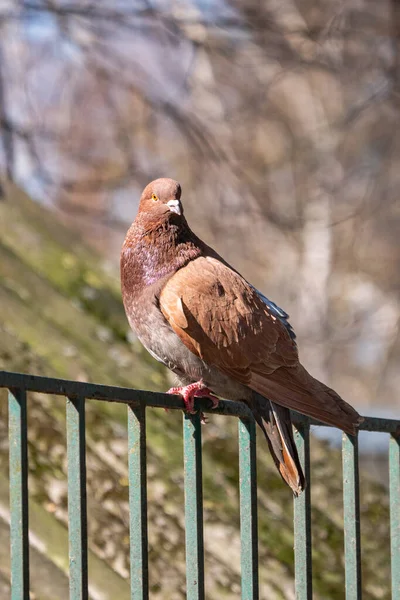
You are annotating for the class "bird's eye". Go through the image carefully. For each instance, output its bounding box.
[152,193,158,201]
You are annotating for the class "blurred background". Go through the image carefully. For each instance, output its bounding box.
[0,1,399,598]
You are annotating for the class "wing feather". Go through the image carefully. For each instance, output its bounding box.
[159,256,298,375]
[159,255,362,434]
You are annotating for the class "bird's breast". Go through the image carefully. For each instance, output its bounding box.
[125,287,203,375]
[125,290,250,401]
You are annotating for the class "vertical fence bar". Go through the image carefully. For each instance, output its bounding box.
[293,421,312,600]
[342,433,361,600]
[390,432,400,600]
[238,416,259,600]
[183,412,205,600]
[66,397,88,600]
[127,403,149,600]
[9,388,30,599]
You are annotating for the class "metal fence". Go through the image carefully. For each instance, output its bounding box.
[1,370,399,600]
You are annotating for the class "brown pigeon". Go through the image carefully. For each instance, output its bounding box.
[120,178,362,495]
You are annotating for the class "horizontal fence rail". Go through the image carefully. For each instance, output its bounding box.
[1,370,400,600]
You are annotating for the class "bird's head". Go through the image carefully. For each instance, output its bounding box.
[122,177,198,286]
[137,178,183,225]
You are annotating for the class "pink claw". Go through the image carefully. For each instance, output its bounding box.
[167,380,219,417]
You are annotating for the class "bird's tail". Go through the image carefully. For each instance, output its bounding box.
[250,364,363,436]
[252,394,305,496]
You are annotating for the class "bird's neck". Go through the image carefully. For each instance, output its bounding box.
[121,217,203,297]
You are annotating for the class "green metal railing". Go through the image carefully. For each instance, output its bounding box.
[1,370,400,599]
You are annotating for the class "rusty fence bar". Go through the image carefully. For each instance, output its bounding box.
[342,433,362,600]
[1,370,400,600]
[183,412,205,600]
[8,387,30,599]
[238,416,259,600]
[66,396,89,600]
[128,403,149,600]
[293,421,312,600]
[390,432,400,600]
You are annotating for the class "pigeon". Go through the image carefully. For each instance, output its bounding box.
[120,178,363,495]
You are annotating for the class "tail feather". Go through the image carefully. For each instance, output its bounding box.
[250,364,363,436]
[252,394,305,496]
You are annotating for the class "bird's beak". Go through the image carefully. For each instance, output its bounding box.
[167,199,182,216]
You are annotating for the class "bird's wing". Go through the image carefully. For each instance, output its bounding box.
[250,286,296,340]
[159,255,298,384]
[159,255,362,434]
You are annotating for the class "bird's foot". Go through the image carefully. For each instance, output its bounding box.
[167,380,219,418]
